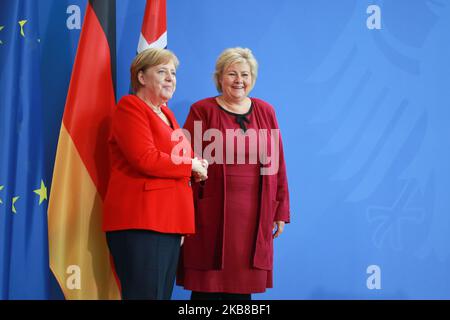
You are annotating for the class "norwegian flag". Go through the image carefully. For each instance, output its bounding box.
[138,0,167,52]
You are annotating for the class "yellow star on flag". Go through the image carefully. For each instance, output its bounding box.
[0,185,4,204]
[33,180,47,205]
[18,20,27,37]
[12,196,19,214]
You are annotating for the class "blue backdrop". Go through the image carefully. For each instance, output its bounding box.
[34,0,450,299]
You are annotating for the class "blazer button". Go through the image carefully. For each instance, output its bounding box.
[188,181,192,187]
[183,149,187,155]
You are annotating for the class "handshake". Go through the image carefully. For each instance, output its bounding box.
[191,157,209,182]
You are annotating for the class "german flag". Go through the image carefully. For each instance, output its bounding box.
[48,0,120,299]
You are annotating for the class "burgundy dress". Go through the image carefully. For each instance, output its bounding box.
[181,103,273,294]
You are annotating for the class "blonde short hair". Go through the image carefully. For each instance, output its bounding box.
[130,48,179,93]
[213,47,258,93]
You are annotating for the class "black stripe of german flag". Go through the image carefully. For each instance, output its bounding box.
[89,0,116,97]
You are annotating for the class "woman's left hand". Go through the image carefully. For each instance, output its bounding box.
[273,221,285,239]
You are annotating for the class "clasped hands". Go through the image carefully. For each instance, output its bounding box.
[192,157,208,182]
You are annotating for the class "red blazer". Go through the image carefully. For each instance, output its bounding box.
[102,95,195,234]
[179,97,290,273]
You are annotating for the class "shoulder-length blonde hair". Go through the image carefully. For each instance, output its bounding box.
[213,47,258,93]
[130,48,179,93]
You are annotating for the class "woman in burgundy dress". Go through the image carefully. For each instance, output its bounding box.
[177,47,290,300]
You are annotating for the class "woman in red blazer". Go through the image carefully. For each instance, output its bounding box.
[177,48,290,300]
[102,48,207,300]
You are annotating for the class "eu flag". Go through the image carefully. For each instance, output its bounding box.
[0,1,50,299]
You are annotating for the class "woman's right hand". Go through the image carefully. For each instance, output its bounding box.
[192,157,208,181]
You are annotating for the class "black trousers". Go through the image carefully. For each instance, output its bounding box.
[106,229,181,300]
[191,291,252,300]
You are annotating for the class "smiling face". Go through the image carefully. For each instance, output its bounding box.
[137,60,176,105]
[220,61,252,103]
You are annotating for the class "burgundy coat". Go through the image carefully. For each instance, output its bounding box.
[180,97,290,271]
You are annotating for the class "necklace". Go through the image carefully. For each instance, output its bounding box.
[138,95,163,115]
[146,101,163,115]
[151,106,163,115]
